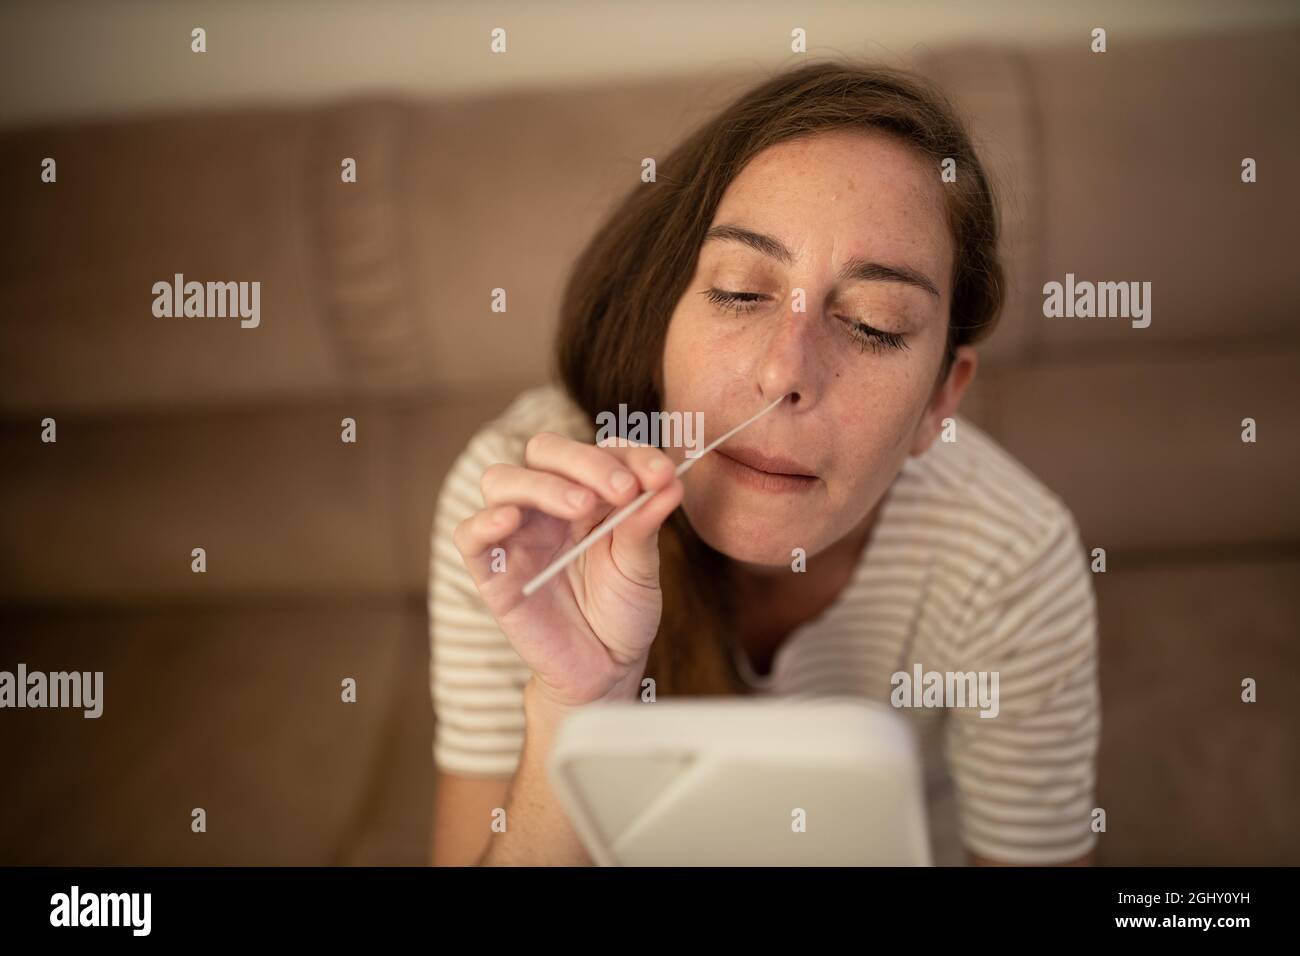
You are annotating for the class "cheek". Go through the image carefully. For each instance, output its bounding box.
[835,369,917,430]
[663,309,734,405]
[831,369,928,471]
[662,322,703,414]
[660,313,690,406]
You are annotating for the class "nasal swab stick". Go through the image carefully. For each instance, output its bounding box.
[521,393,788,597]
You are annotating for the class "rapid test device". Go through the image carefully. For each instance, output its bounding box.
[546,696,933,866]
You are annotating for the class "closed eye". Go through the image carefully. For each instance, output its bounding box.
[700,288,909,355]
[703,288,767,315]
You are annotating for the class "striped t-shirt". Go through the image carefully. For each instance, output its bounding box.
[428,383,1101,866]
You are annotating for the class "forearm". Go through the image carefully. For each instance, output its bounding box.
[477,670,643,866]
[476,681,591,866]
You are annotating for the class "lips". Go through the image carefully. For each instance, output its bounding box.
[718,446,818,478]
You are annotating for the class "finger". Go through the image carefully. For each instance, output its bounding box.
[452,505,522,561]
[594,437,681,490]
[523,431,664,507]
[607,476,685,588]
[480,462,600,521]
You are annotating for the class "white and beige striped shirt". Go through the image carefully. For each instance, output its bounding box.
[428,383,1101,865]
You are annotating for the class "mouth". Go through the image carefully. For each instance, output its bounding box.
[715,446,820,494]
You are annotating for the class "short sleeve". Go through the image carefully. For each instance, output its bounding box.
[943,509,1101,864]
[427,429,530,778]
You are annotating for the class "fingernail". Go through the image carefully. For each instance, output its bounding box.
[610,469,635,492]
[647,456,669,472]
[566,488,590,508]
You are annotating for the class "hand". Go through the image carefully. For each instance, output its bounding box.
[452,432,683,708]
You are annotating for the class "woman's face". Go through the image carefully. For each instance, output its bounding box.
[661,128,976,567]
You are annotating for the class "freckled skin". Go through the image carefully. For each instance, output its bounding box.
[659,129,979,567]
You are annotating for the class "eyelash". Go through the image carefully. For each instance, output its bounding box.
[701,288,909,354]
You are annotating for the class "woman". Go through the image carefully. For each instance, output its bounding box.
[429,61,1100,866]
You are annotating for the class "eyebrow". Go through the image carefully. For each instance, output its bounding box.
[702,223,941,298]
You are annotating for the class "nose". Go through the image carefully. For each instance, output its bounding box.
[755,299,822,411]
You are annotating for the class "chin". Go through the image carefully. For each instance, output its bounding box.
[680,500,819,568]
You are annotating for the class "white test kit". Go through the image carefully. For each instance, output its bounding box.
[546,696,933,866]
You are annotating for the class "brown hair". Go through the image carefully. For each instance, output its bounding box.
[555,60,1006,696]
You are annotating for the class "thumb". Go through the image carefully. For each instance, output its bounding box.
[606,477,684,589]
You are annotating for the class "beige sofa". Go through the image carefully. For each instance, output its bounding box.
[1,26,1297,864]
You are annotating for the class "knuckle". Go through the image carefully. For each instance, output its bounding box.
[632,444,671,470]
[562,481,590,506]
[597,441,624,459]
[524,431,556,461]
[479,462,507,496]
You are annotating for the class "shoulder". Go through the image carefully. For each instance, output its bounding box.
[436,383,593,518]
[486,381,595,447]
[892,414,1092,633]
[896,419,1101,863]
[906,414,1073,538]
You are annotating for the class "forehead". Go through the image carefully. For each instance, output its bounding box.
[708,129,952,289]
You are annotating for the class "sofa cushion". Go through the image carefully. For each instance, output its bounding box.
[990,346,1300,553]
[1093,557,1300,864]
[0,388,521,603]
[0,600,427,864]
